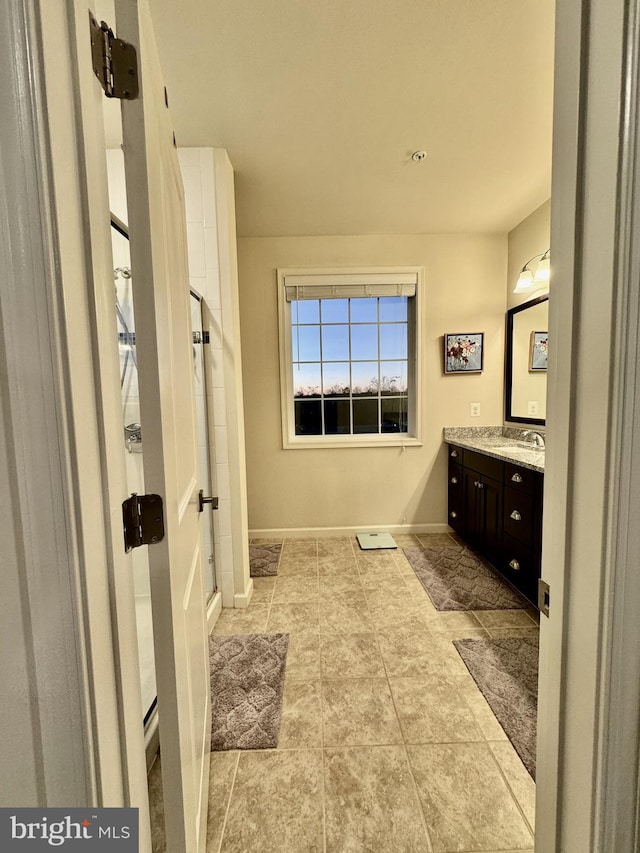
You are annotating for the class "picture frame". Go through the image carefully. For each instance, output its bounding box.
[529,331,548,371]
[444,332,484,374]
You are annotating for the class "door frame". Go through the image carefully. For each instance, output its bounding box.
[0,0,151,841]
[538,0,640,848]
[5,0,640,847]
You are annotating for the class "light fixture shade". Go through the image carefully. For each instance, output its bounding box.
[513,269,535,293]
[533,255,550,283]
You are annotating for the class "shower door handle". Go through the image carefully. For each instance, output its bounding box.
[198,490,219,512]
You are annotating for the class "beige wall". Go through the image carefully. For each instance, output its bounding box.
[507,199,551,309]
[238,234,507,533]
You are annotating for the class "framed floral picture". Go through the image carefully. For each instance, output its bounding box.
[444,332,484,373]
[529,331,548,371]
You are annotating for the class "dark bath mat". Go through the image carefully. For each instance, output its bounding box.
[249,543,282,577]
[403,544,528,611]
[454,636,538,779]
[209,632,289,751]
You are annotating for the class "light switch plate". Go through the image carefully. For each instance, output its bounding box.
[470,402,481,417]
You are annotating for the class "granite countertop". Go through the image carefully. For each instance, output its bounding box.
[443,426,545,473]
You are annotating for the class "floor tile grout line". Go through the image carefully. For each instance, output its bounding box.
[214,750,240,853]
[372,615,436,852]
[485,742,536,841]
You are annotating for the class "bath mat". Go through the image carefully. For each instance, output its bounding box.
[356,532,397,550]
[454,636,538,778]
[403,544,527,611]
[209,633,289,750]
[249,543,282,577]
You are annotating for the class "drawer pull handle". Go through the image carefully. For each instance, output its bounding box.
[450,449,458,458]
[450,476,458,484]
[511,473,523,483]
[450,511,457,519]
[510,510,522,521]
[509,559,521,571]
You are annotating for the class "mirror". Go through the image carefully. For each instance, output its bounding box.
[505,295,548,425]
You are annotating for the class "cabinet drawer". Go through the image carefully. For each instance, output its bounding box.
[448,462,462,488]
[501,533,540,605]
[503,486,535,547]
[504,462,540,496]
[463,448,504,481]
[448,445,463,464]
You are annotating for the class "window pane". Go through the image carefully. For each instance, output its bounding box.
[295,324,320,361]
[380,361,408,394]
[324,399,351,434]
[350,298,378,323]
[297,300,320,324]
[351,324,378,360]
[293,363,321,398]
[353,398,379,433]
[321,324,349,361]
[381,397,408,433]
[291,301,298,324]
[379,296,408,322]
[380,323,407,360]
[295,399,322,435]
[351,361,378,395]
[323,362,350,396]
[321,299,348,323]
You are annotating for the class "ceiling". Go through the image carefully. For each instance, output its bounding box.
[147,0,555,238]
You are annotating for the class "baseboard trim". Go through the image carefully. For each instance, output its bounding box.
[207,590,223,633]
[249,523,452,539]
[234,578,254,609]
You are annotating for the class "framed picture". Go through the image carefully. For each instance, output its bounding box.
[529,331,548,371]
[444,332,484,373]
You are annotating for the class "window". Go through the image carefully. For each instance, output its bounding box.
[277,268,422,448]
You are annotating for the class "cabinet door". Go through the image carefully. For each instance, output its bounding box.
[481,474,503,564]
[463,468,482,545]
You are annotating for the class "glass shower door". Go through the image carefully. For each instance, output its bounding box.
[190,290,217,599]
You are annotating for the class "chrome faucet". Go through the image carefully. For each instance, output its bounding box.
[522,430,545,449]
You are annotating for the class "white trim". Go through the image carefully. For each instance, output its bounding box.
[207,590,223,633]
[233,580,254,609]
[277,265,423,450]
[249,523,452,539]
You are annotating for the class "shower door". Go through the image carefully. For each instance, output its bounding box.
[190,290,217,599]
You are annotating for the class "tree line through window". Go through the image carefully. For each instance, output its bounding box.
[291,296,409,436]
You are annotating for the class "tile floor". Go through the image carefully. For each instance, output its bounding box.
[155,533,539,853]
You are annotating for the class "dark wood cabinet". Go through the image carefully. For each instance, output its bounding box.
[447,443,543,608]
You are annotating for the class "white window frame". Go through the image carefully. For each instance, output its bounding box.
[277,266,423,449]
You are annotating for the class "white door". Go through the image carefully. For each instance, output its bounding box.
[116,3,211,851]
[70,1,211,850]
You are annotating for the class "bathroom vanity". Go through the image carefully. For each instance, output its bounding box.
[444,428,544,608]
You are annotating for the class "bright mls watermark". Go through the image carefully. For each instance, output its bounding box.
[0,809,138,850]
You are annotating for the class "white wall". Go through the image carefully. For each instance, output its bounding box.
[179,148,251,608]
[238,233,507,534]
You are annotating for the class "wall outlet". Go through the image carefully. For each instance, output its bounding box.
[470,402,481,417]
[528,401,539,416]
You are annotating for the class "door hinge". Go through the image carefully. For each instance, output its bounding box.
[89,12,139,100]
[122,493,165,552]
[538,578,550,617]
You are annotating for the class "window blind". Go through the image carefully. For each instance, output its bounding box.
[284,272,417,301]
